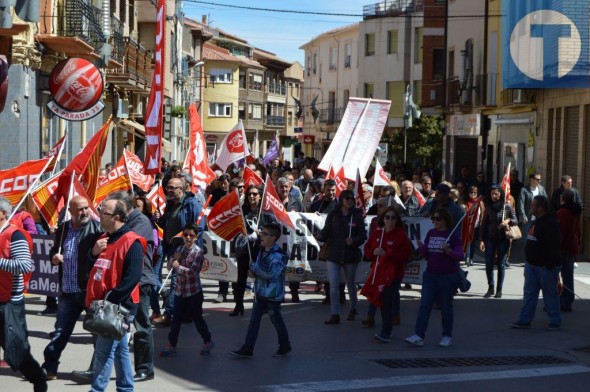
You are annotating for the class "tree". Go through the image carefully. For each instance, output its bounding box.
[388,115,443,171]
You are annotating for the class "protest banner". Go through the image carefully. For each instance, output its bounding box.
[27,234,59,296]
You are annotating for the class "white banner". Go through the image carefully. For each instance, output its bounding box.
[199,213,434,285]
[318,98,391,181]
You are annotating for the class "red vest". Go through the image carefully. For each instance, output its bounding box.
[0,225,33,303]
[85,231,146,307]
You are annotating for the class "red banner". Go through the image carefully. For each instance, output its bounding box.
[185,105,215,190]
[262,175,295,230]
[144,0,166,175]
[31,171,64,228]
[146,184,166,216]
[0,158,51,205]
[334,166,347,198]
[243,165,263,187]
[94,155,132,206]
[207,190,246,240]
[461,197,482,252]
[123,149,153,192]
[354,168,365,211]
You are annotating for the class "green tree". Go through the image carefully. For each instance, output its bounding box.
[388,115,443,171]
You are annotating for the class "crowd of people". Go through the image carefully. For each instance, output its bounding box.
[0,153,584,391]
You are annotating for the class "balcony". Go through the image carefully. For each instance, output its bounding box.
[363,0,424,20]
[501,89,536,106]
[474,73,499,107]
[319,108,344,125]
[427,79,461,107]
[266,116,285,126]
[248,81,263,91]
[110,16,125,66]
[267,82,287,95]
[105,37,153,92]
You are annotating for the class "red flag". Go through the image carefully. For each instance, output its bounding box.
[246,155,257,165]
[68,176,100,221]
[500,162,511,204]
[354,168,365,210]
[146,184,166,216]
[58,117,111,203]
[207,190,246,240]
[0,158,53,205]
[144,0,166,175]
[215,121,250,172]
[461,196,482,251]
[31,171,63,228]
[414,188,426,207]
[373,160,391,187]
[334,166,347,198]
[243,165,263,187]
[45,134,67,173]
[123,149,154,192]
[325,164,336,181]
[185,105,216,190]
[94,155,132,206]
[261,174,296,230]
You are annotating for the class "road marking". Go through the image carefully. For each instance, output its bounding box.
[575,277,590,286]
[260,365,590,391]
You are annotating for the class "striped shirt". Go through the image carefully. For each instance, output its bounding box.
[62,222,82,293]
[0,231,33,302]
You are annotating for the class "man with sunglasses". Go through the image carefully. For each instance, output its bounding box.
[153,178,202,326]
[518,173,547,236]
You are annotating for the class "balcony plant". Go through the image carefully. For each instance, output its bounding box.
[171,105,186,118]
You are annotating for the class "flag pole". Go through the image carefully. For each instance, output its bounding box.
[446,213,467,242]
[257,174,269,227]
[237,189,254,262]
[371,229,385,285]
[56,171,77,254]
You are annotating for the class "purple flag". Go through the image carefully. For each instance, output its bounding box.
[262,136,279,166]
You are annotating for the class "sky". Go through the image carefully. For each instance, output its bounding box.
[183,0,370,64]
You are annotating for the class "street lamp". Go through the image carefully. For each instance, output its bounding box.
[403,84,421,164]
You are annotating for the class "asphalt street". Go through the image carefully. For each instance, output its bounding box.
[2,249,590,392]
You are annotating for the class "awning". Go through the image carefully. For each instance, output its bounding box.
[119,119,145,136]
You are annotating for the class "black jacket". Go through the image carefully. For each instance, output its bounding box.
[480,202,517,243]
[126,210,156,286]
[319,207,367,264]
[524,212,561,268]
[50,219,103,293]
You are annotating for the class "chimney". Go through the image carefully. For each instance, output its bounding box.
[202,15,207,25]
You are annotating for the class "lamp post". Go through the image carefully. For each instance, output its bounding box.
[403,84,421,164]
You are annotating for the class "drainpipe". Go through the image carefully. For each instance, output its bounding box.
[98,0,112,67]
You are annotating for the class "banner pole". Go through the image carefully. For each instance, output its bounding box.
[371,229,385,285]
[57,170,77,254]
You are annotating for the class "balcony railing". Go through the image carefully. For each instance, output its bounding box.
[110,16,125,65]
[106,37,153,87]
[266,116,285,126]
[248,81,263,91]
[319,108,344,125]
[61,0,104,48]
[501,89,536,106]
[363,0,424,19]
[267,82,287,95]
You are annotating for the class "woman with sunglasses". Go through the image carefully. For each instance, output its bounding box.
[406,208,464,347]
[316,189,367,324]
[479,184,517,298]
[159,223,214,357]
[229,185,268,316]
[362,207,412,342]
[464,185,484,267]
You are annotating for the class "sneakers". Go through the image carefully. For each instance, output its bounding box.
[160,345,177,357]
[231,346,253,358]
[374,332,391,343]
[213,294,226,303]
[272,346,292,357]
[200,341,215,355]
[152,313,171,327]
[42,367,57,380]
[405,334,424,347]
[510,321,531,329]
[546,323,560,331]
[439,336,453,347]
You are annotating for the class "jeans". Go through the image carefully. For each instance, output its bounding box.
[168,291,211,347]
[464,227,480,262]
[42,292,86,373]
[243,296,290,350]
[560,254,575,309]
[326,261,358,315]
[0,300,46,391]
[484,239,510,288]
[133,285,154,374]
[232,254,250,309]
[414,271,459,339]
[517,263,562,326]
[91,333,134,392]
[380,279,402,336]
[149,245,164,315]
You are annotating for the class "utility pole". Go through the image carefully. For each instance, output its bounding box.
[403,84,420,164]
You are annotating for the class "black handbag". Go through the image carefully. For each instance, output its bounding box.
[83,297,131,340]
[457,268,471,293]
[2,301,31,370]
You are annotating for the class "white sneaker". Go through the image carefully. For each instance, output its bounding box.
[439,336,452,347]
[405,334,424,347]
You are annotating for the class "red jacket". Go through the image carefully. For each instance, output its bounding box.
[557,206,581,256]
[361,227,412,306]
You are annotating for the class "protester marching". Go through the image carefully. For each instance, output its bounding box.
[0,96,580,391]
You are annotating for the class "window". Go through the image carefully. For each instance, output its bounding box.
[238,103,245,119]
[239,71,246,89]
[306,55,311,76]
[248,103,262,120]
[448,50,455,78]
[209,69,233,83]
[344,44,352,68]
[387,30,398,54]
[364,83,374,98]
[365,33,375,56]
[414,28,423,64]
[329,47,337,70]
[386,81,405,116]
[433,49,445,80]
[249,73,263,91]
[209,103,232,117]
[288,111,293,126]
[313,53,317,74]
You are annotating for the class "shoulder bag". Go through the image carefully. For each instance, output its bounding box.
[83,294,131,340]
[504,225,522,240]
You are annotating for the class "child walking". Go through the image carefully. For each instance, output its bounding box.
[231,222,291,358]
[160,223,214,357]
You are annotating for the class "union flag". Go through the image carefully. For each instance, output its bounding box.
[334,165,347,198]
[461,196,482,252]
[146,184,166,216]
[207,190,246,240]
[94,155,132,206]
[261,174,295,230]
[243,165,263,187]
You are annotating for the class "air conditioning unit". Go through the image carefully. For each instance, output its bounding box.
[513,89,523,104]
[116,98,129,119]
